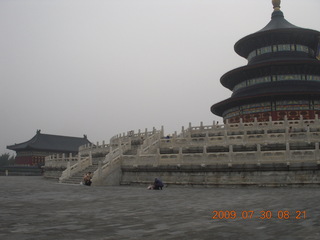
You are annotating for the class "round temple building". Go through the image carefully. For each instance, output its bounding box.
[211,0,320,123]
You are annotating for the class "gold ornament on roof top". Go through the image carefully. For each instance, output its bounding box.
[272,0,281,11]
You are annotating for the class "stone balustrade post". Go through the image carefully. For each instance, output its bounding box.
[181,126,185,138]
[286,142,290,161]
[178,147,183,164]
[118,138,122,148]
[228,145,233,163]
[89,151,92,165]
[161,126,164,138]
[306,124,310,143]
[315,114,319,124]
[224,129,228,145]
[299,115,304,127]
[188,122,192,137]
[128,137,132,149]
[174,131,177,139]
[225,119,229,131]
[315,142,319,161]
[257,144,261,164]
[242,130,247,145]
[285,125,289,142]
[66,161,71,178]
[237,118,242,130]
[254,117,258,127]
[202,145,207,165]
[205,132,209,144]
[284,115,288,127]
[154,148,160,167]
[263,129,268,143]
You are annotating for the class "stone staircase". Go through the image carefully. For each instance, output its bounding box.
[60,163,99,185]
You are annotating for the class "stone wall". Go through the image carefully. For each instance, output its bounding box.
[121,165,320,187]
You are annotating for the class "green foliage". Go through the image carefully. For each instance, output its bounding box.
[0,153,15,166]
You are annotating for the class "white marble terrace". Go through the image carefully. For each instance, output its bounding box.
[45,115,320,183]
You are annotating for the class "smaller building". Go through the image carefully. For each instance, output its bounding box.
[7,130,91,166]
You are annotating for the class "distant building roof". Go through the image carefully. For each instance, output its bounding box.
[7,130,91,153]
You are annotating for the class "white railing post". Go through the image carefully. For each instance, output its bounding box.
[89,151,92,165]
[181,126,185,138]
[228,145,233,164]
[224,129,228,145]
[154,148,160,167]
[178,147,183,165]
[286,142,290,161]
[315,142,319,161]
[306,124,310,143]
[202,145,207,165]
[66,161,71,178]
[299,115,304,127]
[257,144,261,165]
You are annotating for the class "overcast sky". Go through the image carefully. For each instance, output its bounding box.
[1,0,319,155]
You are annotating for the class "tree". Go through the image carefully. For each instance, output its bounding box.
[0,153,15,166]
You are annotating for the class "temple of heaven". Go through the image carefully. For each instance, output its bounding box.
[211,0,320,123]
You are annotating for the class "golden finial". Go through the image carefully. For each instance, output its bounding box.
[272,0,281,11]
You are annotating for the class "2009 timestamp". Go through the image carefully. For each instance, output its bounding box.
[211,210,306,220]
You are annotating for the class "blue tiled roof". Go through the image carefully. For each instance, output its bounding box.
[7,130,91,153]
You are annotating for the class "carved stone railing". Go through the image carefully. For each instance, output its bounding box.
[45,153,80,168]
[59,153,92,183]
[122,146,320,168]
[92,141,132,185]
[79,141,110,156]
[78,127,163,156]
[159,118,320,149]
[92,156,122,186]
[185,115,320,138]
[139,130,162,154]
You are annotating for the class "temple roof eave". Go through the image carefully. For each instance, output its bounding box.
[211,92,320,116]
[234,28,320,59]
[232,81,320,98]
[220,60,320,90]
[7,132,91,153]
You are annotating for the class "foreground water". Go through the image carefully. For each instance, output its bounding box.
[0,176,319,240]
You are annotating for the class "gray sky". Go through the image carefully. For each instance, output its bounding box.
[1,0,319,155]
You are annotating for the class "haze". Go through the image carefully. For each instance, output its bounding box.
[1,0,319,155]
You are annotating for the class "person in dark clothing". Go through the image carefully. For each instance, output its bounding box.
[153,178,164,190]
[83,172,92,186]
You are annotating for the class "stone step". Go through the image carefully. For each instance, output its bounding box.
[61,164,99,184]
